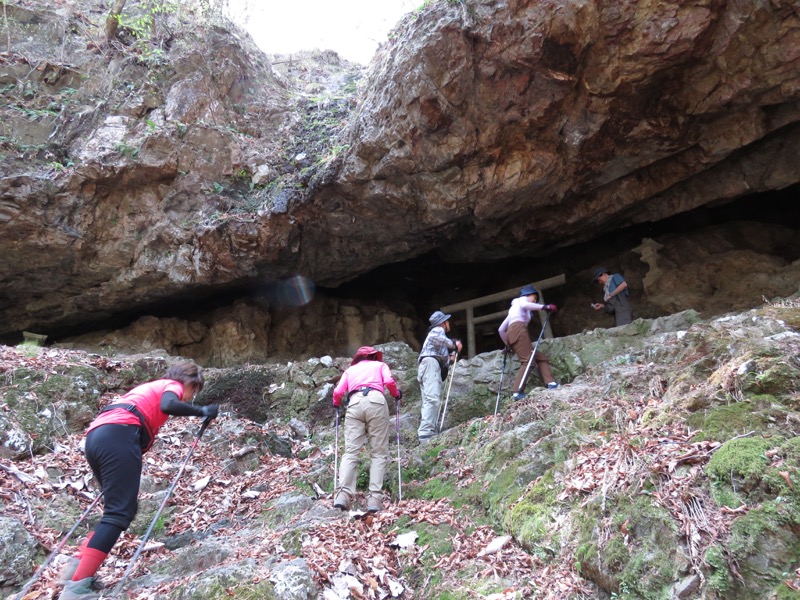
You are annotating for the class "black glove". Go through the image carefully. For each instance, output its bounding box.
[200,404,219,419]
[394,390,403,401]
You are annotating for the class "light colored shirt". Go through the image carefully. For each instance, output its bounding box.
[498,297,546,345]
[333,360,399,404]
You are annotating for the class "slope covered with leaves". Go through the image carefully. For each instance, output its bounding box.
[1,297,799,599]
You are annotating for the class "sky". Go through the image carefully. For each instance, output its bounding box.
[226,0,419,64]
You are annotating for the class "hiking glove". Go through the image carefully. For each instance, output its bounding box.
[332,396,341,408]
[394,390,403,401]
[544,304,557,312]
[200,404,219,419]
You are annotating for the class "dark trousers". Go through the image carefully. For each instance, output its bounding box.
[85,424,143,545]
[606,294,633,326]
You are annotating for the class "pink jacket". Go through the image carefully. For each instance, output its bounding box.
[333,360,399,406]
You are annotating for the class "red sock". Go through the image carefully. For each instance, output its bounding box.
[76,532,93,558]
[72,547,107,581]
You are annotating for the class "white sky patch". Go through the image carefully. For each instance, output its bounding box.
[226,0,418,64]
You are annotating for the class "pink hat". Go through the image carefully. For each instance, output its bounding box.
[351,346,383,365]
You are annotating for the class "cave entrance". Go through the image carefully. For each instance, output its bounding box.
[326,185,800,357]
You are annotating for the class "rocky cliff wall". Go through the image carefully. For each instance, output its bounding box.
[1,0,799,361]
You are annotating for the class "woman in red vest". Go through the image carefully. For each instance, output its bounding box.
[60,362,218,600]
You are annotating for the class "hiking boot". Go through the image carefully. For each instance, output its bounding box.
[333,491,351,511]
[418,434,434,444]
[367,494,384,513]
[59,577,101,600]
[57,560,105,590]
[511,392,525,402]
[546,382,559,389]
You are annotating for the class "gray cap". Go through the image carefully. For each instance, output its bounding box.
[428,310,451,328]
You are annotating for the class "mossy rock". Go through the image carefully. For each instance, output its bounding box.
[32,493,84,532]
[129,492,176,537]
[707,437,772,505]
[723,499,800,599]
[170,559,273,600]
[688,398,782,442]
[503,469,562,557]
[575,495,685,598]
[751,359,800,396]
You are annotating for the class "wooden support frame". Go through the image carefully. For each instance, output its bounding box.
[441,274,566,358]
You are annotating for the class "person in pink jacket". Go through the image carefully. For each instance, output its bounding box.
[332,346,401,513]
[498,285,558,401]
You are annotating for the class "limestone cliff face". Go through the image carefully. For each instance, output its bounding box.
[1,0,799,353]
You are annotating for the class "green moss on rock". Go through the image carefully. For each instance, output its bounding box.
[503,470,561,556]
[707,437,772,506]
[688,400,776,442]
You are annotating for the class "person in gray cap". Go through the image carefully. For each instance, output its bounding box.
[591,267,633,326]
[417,311,462,442]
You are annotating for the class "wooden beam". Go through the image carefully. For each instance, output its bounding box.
[441,274,565,357]
[441,274,566,312]
[466,306,475,358]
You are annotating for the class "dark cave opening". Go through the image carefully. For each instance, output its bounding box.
[3,186,797,354]
[325,185,800,355]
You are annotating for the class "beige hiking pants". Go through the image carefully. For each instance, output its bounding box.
[337,390,390,498]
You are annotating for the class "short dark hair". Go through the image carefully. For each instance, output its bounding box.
[165,362,204,392]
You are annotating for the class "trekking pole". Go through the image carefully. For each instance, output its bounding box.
[110,417,213,597]
[333,407,340,496]
[516,312,551,396]
[12,491,104,600]
[493,349,509,420]
[437,351,458,434]
[395,397,402,502]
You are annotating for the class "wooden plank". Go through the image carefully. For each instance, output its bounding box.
[466,306,475,358]
[473,310,508,325]
[441,274,566,312]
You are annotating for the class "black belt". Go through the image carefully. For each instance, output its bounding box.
[348,386,380,399]
[98,403,153,451]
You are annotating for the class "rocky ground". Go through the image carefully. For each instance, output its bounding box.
[1,296,800,599]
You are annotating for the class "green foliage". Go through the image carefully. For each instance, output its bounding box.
[115,0,178,65]
[114,141,140,159]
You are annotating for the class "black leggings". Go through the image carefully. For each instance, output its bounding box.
[85,424,143,553]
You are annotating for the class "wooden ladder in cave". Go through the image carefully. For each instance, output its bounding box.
[441,274,566,358]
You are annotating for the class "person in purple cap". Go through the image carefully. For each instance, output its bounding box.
[416,311,462,442]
